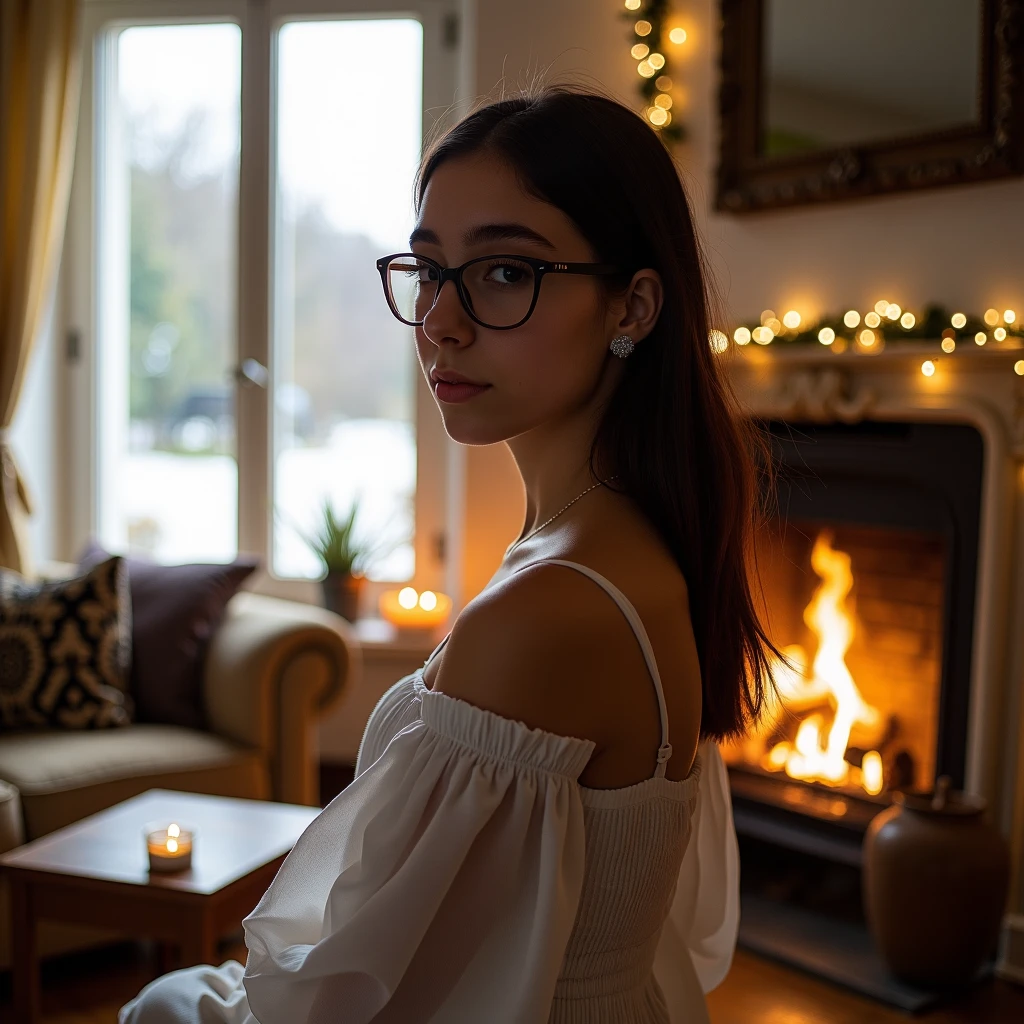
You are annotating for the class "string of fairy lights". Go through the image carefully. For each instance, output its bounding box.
[621,0,687,143]
[716,302,1024,377]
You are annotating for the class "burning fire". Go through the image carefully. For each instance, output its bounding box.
[754,532,885,795]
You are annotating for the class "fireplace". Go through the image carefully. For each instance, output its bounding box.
[727,418,985,1005]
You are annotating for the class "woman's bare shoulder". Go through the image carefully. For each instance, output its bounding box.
[429,560,642,750]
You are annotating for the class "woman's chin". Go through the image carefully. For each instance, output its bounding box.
[438,411,517,447]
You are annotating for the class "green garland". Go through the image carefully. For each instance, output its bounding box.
[620,0,685,145]
[731,303,1023,351]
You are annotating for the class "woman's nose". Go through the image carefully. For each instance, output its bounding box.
[422,277,472,343]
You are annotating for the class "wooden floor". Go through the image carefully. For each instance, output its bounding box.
[4,940,1024,1022]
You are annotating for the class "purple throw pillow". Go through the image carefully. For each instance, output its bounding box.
[78,541,259,729]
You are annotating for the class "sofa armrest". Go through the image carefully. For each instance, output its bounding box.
[203,592,360,805]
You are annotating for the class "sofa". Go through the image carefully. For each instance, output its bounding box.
[0,583,359,968]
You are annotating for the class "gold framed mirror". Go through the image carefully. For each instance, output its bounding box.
[716,0,1024,212]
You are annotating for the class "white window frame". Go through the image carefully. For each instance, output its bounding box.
[65,0,467,614]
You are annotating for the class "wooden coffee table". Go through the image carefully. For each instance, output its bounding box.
[0,788,320,1023]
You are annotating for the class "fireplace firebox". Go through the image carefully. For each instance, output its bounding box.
[730,418,985,1007]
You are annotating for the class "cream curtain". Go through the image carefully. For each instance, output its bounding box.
[0,0,81,574]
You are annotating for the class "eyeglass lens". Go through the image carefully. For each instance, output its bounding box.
[386,255,537,328]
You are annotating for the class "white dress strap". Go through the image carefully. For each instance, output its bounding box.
[520,558,673,779]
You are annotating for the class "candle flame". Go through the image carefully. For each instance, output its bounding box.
[168,823,180,838]
[166,837,179,853]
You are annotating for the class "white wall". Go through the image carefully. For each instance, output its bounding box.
[456,0,1024,591]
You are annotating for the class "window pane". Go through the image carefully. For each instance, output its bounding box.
[272,19,423,582]
[98,24,240,561]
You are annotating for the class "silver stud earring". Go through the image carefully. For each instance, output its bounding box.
[610,334,635,359]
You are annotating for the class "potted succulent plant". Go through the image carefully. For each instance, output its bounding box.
[296,495,377,622]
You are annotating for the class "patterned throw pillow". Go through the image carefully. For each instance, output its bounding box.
[0,556,133,730]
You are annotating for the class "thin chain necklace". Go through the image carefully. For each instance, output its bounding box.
[504,475,618,559]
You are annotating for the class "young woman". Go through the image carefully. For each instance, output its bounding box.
[120,84,777,1024]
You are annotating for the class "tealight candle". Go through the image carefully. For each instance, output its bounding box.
[379,587,452,632]
[145,821,194,872]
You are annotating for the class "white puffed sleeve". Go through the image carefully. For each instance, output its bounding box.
[653,741,739,1019]
[242,689,596,1024]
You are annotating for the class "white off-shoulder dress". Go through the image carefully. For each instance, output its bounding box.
[119,558,739,1024]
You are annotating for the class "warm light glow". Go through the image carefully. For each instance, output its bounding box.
[654,93,673,108]
[624,0,642,9]
[380,588,453,628]
[873,299,889,315]
[858,328,876,347]
[733,326,751,345]
[1016,360,1024,376]
[862,751,884,796]
[767,533,882,789]
[818,327,835,345]
[760,309,776,325]
[752,326,773,344]
[783,310,801,329]
[843,310,861,328]
[635,19,652,35]
[166,837,179,853]
[941,337,956,353]
[655,74,673,91]
[984,308,1000,326]
[647,52,665,70]
[885,303,901,320]
[168,823,180,838]
[975,331,987,346]
[900,312,916,329]
[1005,309,1017,324]
[864,311,881,328]
[648,106,668,125]
[995,327,1007,341]
[630,42,649,59]
[710,330,729,353]
[922,360,936,377]
[951,312,967,329]
[765,317,782,335]
[669,27,687,43]
[637,60,656,78]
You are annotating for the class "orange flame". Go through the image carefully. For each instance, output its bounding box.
[760,532,883,794]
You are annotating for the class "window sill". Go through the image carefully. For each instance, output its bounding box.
[350,617,445,660]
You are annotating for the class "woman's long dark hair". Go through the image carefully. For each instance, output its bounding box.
[415,85,779,740]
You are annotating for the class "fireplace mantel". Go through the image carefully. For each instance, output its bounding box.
[724,341,1024,980]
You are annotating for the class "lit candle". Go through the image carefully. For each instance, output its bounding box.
[379,587,452,632]
[146,822,194,872]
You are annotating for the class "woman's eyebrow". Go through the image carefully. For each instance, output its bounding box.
[408,222,557,251]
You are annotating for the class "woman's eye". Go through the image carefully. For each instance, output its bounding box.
[484,261,530,285]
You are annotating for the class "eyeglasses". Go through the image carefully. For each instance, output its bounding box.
[376,252,622,330]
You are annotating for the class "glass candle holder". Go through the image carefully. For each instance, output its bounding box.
[145,821,195,872]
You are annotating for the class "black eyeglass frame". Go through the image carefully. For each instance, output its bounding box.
[375,252,623,331]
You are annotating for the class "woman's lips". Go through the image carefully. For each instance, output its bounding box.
[433,380,491,403]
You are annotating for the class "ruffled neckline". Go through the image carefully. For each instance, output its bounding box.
[411,667,703,808]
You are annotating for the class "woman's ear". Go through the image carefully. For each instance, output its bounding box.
[611,268,663,345]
